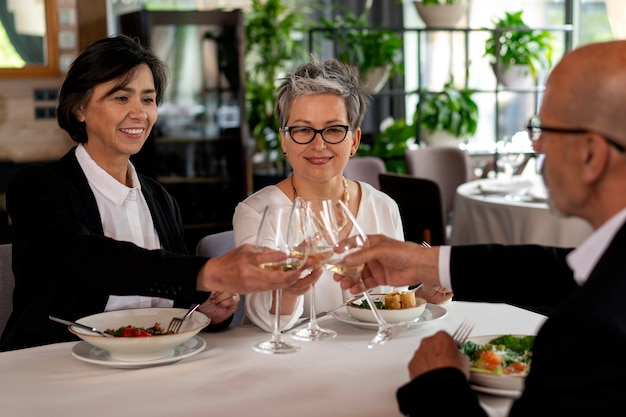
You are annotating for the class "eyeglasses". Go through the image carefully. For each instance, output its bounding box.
[283,125,351,145]
[526,115,625,153]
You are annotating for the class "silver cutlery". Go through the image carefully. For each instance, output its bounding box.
[281,295,363,333]
[282,302,347,333]
[166,303,200,334]
[452,318,475,347]
[49,315,114,337]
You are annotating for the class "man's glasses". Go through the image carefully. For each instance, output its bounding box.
[526,115,625,153]
[283,125,351,145]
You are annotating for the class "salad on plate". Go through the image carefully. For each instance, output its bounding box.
[461,334,535,392]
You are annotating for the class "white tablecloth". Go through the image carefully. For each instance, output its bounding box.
[450,179,593,247]
[0,301,545,417]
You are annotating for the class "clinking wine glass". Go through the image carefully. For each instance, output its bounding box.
[289,198,337,341]
[252,204,309,354]
[324,200,409,348]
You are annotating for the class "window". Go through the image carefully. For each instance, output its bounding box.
[402,0,613,152]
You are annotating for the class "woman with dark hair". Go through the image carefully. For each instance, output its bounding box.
[0,35,306,351]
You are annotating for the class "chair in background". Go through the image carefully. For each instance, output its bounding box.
[343,156,387,189]
[195,230,245,327]
[404,147,474,222]
[0,243,14,336]
[379,173,446,246]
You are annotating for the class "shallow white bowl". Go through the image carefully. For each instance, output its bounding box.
[346,293,427,323]
[467,335,530,392]
[69,307,210,361]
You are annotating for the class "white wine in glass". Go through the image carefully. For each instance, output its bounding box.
[290,198,337,341]
[325,200,409,348]
[253,204,308,354]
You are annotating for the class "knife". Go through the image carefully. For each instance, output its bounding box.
[49,315,114,337]
[280,295,363,333]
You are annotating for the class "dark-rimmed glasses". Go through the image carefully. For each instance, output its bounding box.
[526,115,625,153]
[283,125,351,145]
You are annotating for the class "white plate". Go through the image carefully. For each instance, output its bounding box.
[331,304,447,329]
[477,179,534,195]
[70,307,209,361]
[525,188,548,202]
[466,334,532,391]
[71,335,206,369]
[471,384,521,399]
[345,293,427,323]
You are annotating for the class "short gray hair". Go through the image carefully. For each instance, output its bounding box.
[274,55,370,130]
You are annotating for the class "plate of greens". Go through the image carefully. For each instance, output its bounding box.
[460,334,535,391]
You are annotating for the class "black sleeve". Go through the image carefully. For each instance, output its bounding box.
[450,244,578,314]
[397,368,489,417]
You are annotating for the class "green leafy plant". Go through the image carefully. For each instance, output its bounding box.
[317,5,403,87]
[419,81,478,139]
[484,10,555,81]
[245,0,312,171]
[358,117,414,174]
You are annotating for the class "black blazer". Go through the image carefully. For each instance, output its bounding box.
[397,224,626,416]
[0,148,216,351]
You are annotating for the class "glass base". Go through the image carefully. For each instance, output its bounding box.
[289,326,337,341]
[252,339,300,354]
[367,322,409,349]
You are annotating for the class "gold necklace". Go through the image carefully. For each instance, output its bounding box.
[290,176,350,205]
[291,175,351,230]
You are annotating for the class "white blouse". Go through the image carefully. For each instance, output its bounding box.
[233,181,404,332]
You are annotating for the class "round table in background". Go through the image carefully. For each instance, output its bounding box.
[450,178,593,247]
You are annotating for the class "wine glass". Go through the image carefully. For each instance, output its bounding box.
[324,200,409,348]
[289,198,337,341]
[252,204,308,354]
[497,135,532,200]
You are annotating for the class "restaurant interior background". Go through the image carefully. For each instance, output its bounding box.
[0,0,621,250]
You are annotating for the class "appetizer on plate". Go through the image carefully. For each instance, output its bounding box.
[461,334,535,391]
[346,291,427,323]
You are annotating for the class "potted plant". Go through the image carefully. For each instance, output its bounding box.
[418,80,478,146]
[245,0,312,175]
[317,0,403,93]
[414,0,467,28]
[484,10,555,88]
[357,117,414,173]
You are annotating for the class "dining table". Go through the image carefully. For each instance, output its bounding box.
[450,177,593,246]
[0,301,546,417]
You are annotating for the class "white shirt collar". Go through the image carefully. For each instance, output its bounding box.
[567,207,626,285]
[75,144,141,206]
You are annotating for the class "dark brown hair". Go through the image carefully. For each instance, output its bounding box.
[56,35,168,143]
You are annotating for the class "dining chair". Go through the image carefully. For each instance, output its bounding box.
[0,243,14,336]
[195,230,245,327]
[343,156,387,189]
[404,147,474,222]
[378,173,446,246]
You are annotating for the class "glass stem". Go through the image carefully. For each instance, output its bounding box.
[307,284,317,329]
[360,287,389,328]
[270,288,283,342]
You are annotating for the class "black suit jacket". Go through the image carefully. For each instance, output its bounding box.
[0,148,221,351]
[397,224,626,416]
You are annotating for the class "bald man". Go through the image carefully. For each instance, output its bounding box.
[335,40,626,416]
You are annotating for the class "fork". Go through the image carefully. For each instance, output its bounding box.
[167,303,200,334]
[451,318,474,347]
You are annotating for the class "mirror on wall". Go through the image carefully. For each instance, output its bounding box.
[0,0,59,77]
